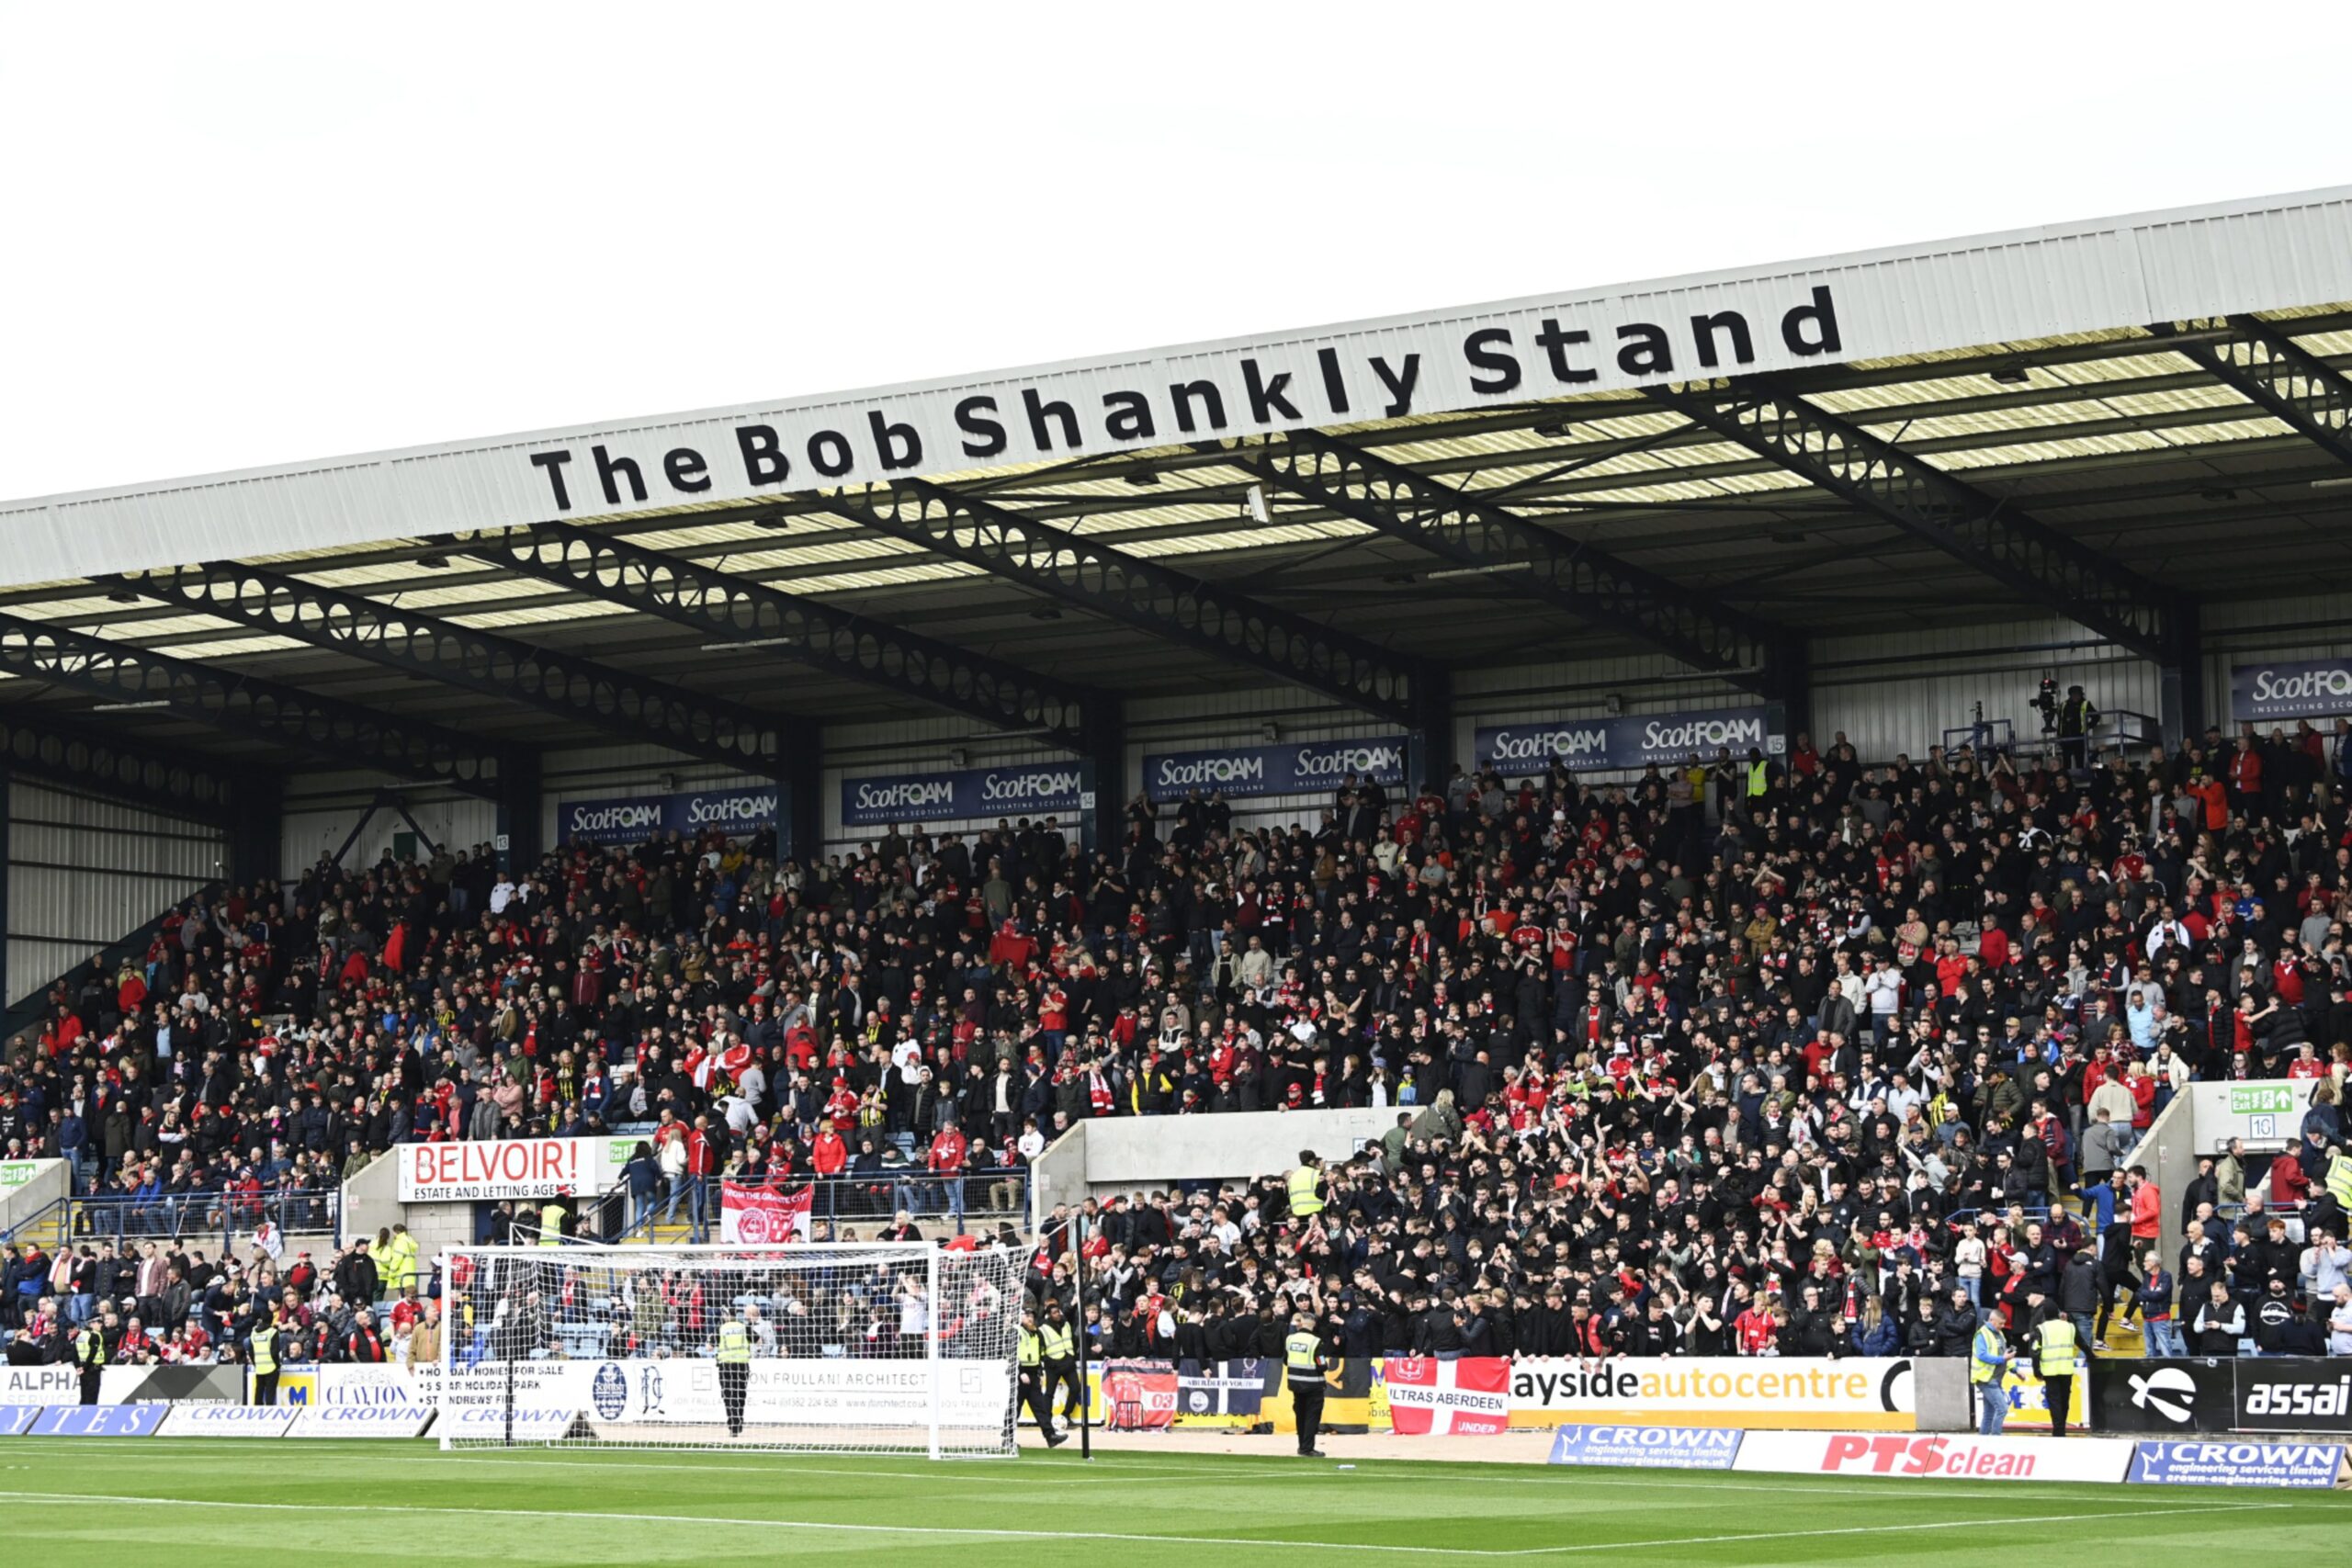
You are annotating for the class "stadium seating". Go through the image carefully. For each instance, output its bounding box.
[4,721,2350,1373]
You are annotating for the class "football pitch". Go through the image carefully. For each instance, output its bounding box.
[0,1438,2337,1565]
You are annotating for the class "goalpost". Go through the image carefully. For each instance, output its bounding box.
[435,1243,1023,1458]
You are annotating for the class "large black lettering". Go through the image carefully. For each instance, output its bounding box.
[1689,309,1755,369]
[1168,379,1227,434]
[956,395,1007,457]
[529,449,574,511]
[1533,319,1597,384]
[1023,388,1080,452]
[1782,285,1843,356]
[1240,358,1300,423]
[1317,346,1351,414]
[807,429,854,478]
[1615,322,1674,377]
[663,447,710,493]
[592,445,647,505]
[737,424,791,486]
[867,410,922,470]
[1369,354,1419,416]
[1463,328,1521,394]
[1102,390,1156,441]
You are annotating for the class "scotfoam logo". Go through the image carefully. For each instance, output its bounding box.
[1640,715,1763,752]
[1487,727,1607,763]
[2250,667,2352,703]
[567,801,662,833]
[979,769,1080,803]
[682,791,775,826]
[853,779,957,813]
[1295,743,1401,779]
[1154,754,1266,790]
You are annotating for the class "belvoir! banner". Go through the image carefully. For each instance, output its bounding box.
[558,785,777,845]
[1474,706,1782,775]
[839,762,1086,829]
[2232,658,2352,723]
[1142,735,1407,803]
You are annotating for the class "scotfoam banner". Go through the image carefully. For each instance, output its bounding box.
[840,763,1085,828]
[1475,706,1782,775]
[557,786,778,845]
[1142,735,1407,803]
[2233,659,2352,723]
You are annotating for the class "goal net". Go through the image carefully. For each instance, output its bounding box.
[435,1243,1023,1458]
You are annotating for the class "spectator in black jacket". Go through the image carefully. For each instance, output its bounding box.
[1932,1287,1980,1356]
[2188,1280,2245,1356]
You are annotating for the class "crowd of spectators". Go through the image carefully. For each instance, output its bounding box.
[4,710,2352,1372]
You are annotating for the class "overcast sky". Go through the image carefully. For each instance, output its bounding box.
[4,3,2347,501]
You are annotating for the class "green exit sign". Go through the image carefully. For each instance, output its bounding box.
[2229,1086,2295,1114]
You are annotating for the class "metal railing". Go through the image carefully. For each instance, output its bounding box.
[61,1186,342,1254]
[605,1171,1030,1245]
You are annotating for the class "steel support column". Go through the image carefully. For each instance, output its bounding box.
[829,478,1437,728]
[1407,666,1453,795]
[1231,430,1780,687]
[115,563,790,773]
[498,750,542,872]
[780,724,823,865]
[229,772,282,887]
[1763,637,1813,748]
[2159,599,2205,750]
[1080,703,1125,858]
[1648,384,2177,659]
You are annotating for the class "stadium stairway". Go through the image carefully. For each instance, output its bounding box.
[0,1195,70,1255]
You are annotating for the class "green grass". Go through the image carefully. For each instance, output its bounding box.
[0,1438,2338,1565]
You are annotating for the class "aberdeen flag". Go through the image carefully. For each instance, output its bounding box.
[719,1180,813,1243]
[1382,1356,1510,1435]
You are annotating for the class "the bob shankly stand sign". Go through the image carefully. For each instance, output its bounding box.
[515,288,1847,513]
[9,191,2352,593]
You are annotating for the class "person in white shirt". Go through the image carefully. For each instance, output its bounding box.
[2143,911,2193,960]
[489,876,518,915]
[1864,961,1903,1042]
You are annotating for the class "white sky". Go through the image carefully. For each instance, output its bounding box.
[4,1,2348,501]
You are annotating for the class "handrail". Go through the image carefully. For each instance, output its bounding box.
[603,1170,1030,1245]
[62,1185,342,1256]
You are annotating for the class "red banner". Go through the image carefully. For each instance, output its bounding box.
[1102,1359,1178,1430]
[719,1180,813,1243]
[1383,1356,1510,1435]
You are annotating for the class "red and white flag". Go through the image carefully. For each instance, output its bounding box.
[1382,1356,1510,1436]
[720,1180,813,1244]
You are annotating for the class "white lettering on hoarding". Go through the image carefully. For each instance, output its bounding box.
[2249,667,2352,704]
[1486,727,1607,764]
[1640,716,1762,752]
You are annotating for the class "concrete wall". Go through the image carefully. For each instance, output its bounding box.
[339,1145,472,1261]
[0,1157,68,1237]
[1031,1107,1407,1216]
[2135,1091,2199,1270]
[1914,1358,1971,1432]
